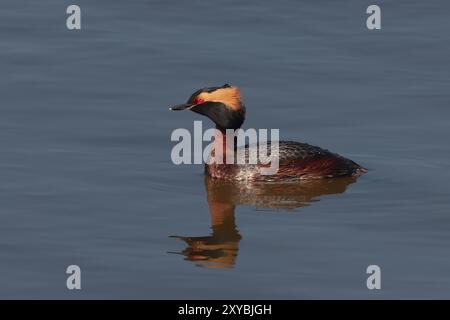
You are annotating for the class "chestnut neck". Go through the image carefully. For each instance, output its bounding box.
[211,128,238,164]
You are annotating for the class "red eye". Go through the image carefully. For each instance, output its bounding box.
[195,98,204,105]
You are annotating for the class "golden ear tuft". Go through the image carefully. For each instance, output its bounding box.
[198,86,244,111]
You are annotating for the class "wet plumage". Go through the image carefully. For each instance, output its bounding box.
[206,141,366,182]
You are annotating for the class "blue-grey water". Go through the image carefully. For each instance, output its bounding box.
[1,0,450,299]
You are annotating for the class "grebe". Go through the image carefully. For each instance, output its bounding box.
[170,84,367,181]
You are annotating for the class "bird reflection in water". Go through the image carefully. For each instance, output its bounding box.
[170,175,357,269]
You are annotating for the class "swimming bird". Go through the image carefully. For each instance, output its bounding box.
[170,84,367,182]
